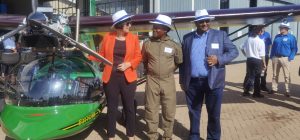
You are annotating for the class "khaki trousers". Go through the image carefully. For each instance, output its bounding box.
[272,57,291,93]
[144,75,176,140]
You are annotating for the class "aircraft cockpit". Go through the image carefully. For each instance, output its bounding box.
[4,57,103,107]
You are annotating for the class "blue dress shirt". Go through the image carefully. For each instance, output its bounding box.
[190,31,209,77]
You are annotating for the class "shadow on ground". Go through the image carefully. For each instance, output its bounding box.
[225,81,300,112]
[60,80,299,139]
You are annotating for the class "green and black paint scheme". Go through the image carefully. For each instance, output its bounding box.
[1,55,106,139]
[0,11,111,139]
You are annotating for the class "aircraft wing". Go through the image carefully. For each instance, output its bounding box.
[68,5,300,33]
[1,5,300,32]
[0,15,25,30]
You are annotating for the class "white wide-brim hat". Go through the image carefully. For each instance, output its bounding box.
[279,22,290,29]
[193,9,215,22]
[150,14,173,29]
[111,10,133,28]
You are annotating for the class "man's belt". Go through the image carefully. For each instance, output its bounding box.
[191,76,208,81]
[275,55,287,58]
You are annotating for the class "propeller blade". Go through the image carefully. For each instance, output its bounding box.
[29,19,112,66]
[0,25,27,43]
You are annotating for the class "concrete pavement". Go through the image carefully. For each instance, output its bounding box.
[1,56,300,140]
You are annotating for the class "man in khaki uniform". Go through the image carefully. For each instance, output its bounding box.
[142,14,183,140]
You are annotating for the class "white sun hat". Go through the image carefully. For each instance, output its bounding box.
[193,9,215,22]
[149,14,173,29]
[112,10,133,28]
[279,22,290,29]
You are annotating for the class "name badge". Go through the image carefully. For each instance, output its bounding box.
[283,38,288,41]
[211,43,219,49]
[164,47,173,53]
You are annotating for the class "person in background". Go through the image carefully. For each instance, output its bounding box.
[179,9,238,140]
[242,25,266,98]
[1,36,17,79]
[142,14,183,140]
[270,21,298,97]
[259,26,272,92]
[89,10,142,140]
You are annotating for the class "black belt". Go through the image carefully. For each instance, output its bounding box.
[191,76,208,81]
[275,55,286,58]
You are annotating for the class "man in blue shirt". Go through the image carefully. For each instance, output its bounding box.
[180,9,238,140]
[259,27,272,92]
[270,22,298,97]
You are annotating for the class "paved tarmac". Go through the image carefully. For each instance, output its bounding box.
[1,56,300,140]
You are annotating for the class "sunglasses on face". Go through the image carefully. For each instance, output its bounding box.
[195,20,210,24]
[153,24,165,30]
[123,21,132,26]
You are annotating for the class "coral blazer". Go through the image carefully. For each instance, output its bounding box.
[89,32,142,83]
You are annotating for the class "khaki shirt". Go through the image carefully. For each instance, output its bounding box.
[142,36,183,77]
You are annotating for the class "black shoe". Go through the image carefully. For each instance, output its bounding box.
[253,94,264,98]
[261,87,270,92]
[269,90,276,94]
[285,92,290,97]
[242,92,251,96]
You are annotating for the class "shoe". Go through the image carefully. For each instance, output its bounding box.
[285,92,290,97]
[269,90,276,94]
[261,86,270,92]
[242,92,251,96]
[253,94,264,98]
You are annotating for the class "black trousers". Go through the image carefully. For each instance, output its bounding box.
[243,57,262,95]
[103,71,136,137]
[260,55,269,88]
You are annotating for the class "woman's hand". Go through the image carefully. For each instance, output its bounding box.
[117,62,131,71]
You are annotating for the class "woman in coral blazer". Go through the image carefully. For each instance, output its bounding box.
[89,10,141,140]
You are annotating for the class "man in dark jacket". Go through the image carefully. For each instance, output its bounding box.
[179,9,238,140]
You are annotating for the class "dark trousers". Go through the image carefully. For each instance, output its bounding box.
[243,57,262,95]
[103,71,137,137]
[260,55,269,88]
[186,78,223,140]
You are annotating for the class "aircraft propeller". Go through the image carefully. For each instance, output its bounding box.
[0,13,112,66]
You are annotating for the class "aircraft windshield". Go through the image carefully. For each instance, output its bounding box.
[4,57,103,106]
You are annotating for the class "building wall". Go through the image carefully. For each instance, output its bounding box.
[45,1,76,16]
[152,0,219,43]
[228,0,250,61]
[96,0,147,15]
